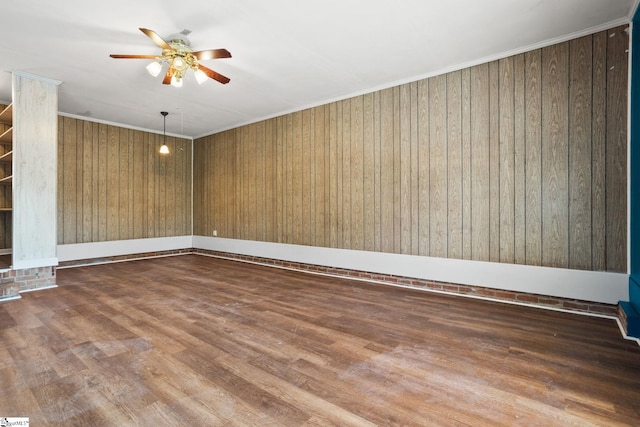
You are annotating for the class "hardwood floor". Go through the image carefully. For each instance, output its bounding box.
[0,254,639,426]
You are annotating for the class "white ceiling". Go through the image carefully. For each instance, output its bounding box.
[0,0,637,138]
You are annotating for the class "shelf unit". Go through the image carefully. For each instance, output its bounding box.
[0,104,12,188]
[0,104,11,218]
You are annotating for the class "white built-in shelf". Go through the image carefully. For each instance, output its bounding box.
[0,104,12,125]
[0,175,12,185]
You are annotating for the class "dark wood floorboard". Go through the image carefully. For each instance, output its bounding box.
[0,254,639,426]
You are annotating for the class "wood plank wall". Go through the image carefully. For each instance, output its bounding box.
[194,26,629,273]
[57,117,192,244]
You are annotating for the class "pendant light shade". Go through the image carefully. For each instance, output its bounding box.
[146,61,163,77]
[160,111,170,154]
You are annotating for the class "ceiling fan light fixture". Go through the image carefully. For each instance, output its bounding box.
[146,61,163,77]
[110,28,231,87]
[172,56,187,71]
[194,68,208,84]
[170,74,183,88]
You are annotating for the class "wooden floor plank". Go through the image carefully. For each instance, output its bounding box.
[0,254,638,426]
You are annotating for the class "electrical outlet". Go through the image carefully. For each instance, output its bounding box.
[213,230,217,237]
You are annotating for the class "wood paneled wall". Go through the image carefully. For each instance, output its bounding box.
[194,26,629,273]
[57,117,192,244]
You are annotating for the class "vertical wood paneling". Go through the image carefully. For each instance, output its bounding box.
[329,103,339,248]
[541,42,569,269]
[363,94,375,252]
[417,80,430,257]
[605,26,629,272]
[470,64,491,261]
[409,82,420,255]
[98,124,108,241]
[192,139,203,236]
[351,97,364,251]
[106,126,119,240]
[237,127,246,240]
[276,116,284,243]
[256,121,266,241]
[341,100,351,249]
[392,87,401,254]
[461,69,472,260]
[302,111,312,246]
[379,89,394,254]
[58,117,191,245]
[513,54,527,265]
[118,128,130,239]
[373,92,383,253]
[157,135,167,238]
[489,61,501,263]
[429,75,447,258]
[447,72,463,259]
[82,121,93,243]
[525,50,543,266]
[183,26,626,274]
[63,117,77,244]
[292,112,302,244]
[132,130,144,239]
[591,32,607,271]
[265,119,275,243]
[56,117,64,246]
[400,84,412,254]
[164,135,175,238]
[499,57,515,263]
[569,36,593,270]
[248,124,258,241]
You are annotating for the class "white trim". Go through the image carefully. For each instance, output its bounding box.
[57,111,191,140]
[12,257,58,270]
[57,236,193,262]
[0,295,21,303]
[19,284,58,293]
[193,237,629,305]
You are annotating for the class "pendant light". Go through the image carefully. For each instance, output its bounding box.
[160,111,170,154]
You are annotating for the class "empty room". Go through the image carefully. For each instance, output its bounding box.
[1,0,640,425]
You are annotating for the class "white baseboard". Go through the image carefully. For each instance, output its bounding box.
[57,236,193,263]
[193,236,629,305]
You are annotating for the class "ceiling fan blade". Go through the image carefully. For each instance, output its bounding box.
[162,69,172,85]
[192,49,232,61]
[109,54,158,59]
[139,28,172,50]
[197,64,230,84]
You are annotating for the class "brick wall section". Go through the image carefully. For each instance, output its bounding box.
[15,266,57,292]
[57,248,618,317]
[0,265,57,301]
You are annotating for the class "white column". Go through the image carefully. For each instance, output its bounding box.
[12,71,62,269]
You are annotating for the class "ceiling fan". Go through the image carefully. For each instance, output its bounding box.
[110,28,231,87]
